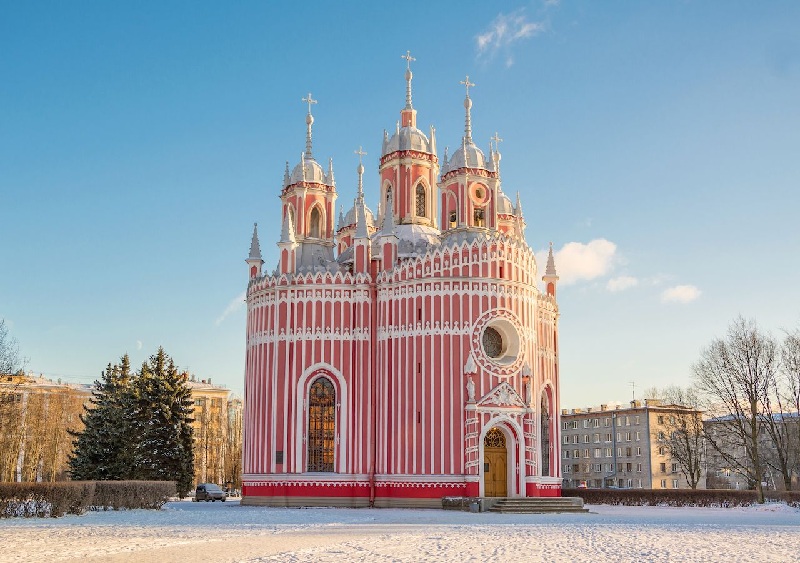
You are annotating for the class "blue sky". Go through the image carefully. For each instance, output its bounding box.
[2,1,799,407]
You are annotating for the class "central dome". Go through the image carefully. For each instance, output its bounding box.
[447,140,488,171]
[383,126,431,155]
[290,157,327,184]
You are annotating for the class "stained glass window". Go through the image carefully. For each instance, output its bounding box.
[416,184,426,216]
[307,377,335,472]
[482,327,503,358]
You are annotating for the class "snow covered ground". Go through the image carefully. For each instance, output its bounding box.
[2,499,800,563]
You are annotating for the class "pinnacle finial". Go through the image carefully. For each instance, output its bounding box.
[401,50,416,109]
[460,75,475,142]
[354,146,367,198]
[545,242,558,276]
[249,222,262,260]
[301,92,317,157]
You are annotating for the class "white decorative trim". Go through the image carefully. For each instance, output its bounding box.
[248,326,370,347]
[470,309,527,378]
[294,364,348,473]
[476,382,527,409]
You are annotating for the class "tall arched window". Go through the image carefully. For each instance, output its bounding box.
[307,377,335,472]
[415,184,426,217]
[540,393,551,476]
[474,208,485,227]
[309,207,322,239]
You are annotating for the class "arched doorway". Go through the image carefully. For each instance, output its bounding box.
[307,377,335,472]
[483,427,508,497]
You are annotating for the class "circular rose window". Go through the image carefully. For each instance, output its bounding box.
[482,327,503,358]
[471,309,526,378]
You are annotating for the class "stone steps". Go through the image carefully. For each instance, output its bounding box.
[488,497,589,514]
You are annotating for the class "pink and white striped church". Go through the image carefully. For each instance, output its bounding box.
[242,54,562,507]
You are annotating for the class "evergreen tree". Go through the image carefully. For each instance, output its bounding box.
[130,348,195,496]
[69,355,133,480]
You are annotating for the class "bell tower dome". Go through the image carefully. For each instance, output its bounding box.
[378,51,439,230]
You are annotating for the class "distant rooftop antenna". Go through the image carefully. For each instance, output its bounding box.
[629,381,636,401]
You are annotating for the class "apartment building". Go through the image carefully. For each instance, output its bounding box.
[560,399,703,490]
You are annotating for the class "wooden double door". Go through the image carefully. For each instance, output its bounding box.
[484,427,508,497]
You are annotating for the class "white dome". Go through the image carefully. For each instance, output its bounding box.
[497,191,514,214]
[290,157,327,184]
[384,126,431,155]
[342,204,376,230]
[372,223,441,257]
[447,140,488,171]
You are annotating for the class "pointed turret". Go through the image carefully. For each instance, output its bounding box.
[378,190,398,271]
[246,223,264,279]
[277,212,298,275]
[283,161,290,188]
[543,242,559,298]
[280,212,296,244]
[327,157,335,186]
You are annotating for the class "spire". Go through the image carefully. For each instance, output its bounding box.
[401,50,415,110]
[280,211,296,244]
[327,157,335,185]
[354,146,367,200]
[302,92,317,158]
[355,198,369,239]
[381,189,396,234]
[248,223,262,260]
[545,242,558,276]
[460,75,475,143]
[491,131,503,177]
[337,206,345,231]
[283,161,290,187]
[382,129,389,154]
[515,191,523,217]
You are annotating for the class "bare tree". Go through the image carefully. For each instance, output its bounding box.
[0,320,23,375]
[780,328,800,483]
[659,386,705,489]
[693,317,777,503]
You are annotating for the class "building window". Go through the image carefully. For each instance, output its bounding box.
[635,431,641,441]
[482,327,503,358]
[594,448,601,458]
[673,479,679,488]
[658,416,664,424]
[307,377,336,472]
[473,208,485,227]
[563,422,569,431]
[636,447,642,456]
[625,447,632,457]
[309,207,322,239]
[625,432,632,441]
[571,421,578,429]
[415,184,426,217]
[658,446,666,455]
[605,448,612,457]
[661,479,667,488]
[672,463,679,473]
[635,415,640,425]
[660,463,667,473]
[637,463,642,472]
[658,431,665,440]
[604,418,610,427]
[605,433,612,443]
[449,210,457,228]
[584,435,590,444]
[594,433,600,443]
[593,419,600,428]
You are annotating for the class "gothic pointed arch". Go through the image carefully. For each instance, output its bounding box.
[307,376,335,472]
[540,387,552,477]
[415,182,426,218]
[309,205,324,239]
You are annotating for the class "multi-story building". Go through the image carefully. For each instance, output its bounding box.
[186,376,243,489]
[560,399,703,489]
[0,373,90,482]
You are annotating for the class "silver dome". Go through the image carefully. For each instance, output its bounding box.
[384,126,432,155]
[341,204,376,230]
[447,139,488,171]
[290,157,327,184]
[496,190,514,214]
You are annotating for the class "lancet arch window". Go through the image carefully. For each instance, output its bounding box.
[541,392,551,477]
[309,206,323,239]
[415,184,426,217]
[307,377,335,472]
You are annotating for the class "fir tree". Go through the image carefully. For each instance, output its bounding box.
[69,355,133,480]
[130,348,195,496]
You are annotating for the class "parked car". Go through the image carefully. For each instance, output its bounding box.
[193,483,226,502]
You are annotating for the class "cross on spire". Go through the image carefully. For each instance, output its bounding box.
[301,93,317,157]
[401,50,415,70]
[460,75,475,98]
[491,131,503,149]
[402,51,416,109]
[354,146,367,165]
[302,92,317,114]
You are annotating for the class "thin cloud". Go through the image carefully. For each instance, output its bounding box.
[215,291,247,326]
[661,285,701,304]
[476,10,546,65]
[541,239,619,286]
[607,276,639,292]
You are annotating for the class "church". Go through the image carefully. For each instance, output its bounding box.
[241,54,562,507]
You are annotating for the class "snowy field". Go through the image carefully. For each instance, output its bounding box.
[2,499,800,563]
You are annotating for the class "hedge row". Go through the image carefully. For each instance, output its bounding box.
[0,481,176,518]
[563,488,800,508]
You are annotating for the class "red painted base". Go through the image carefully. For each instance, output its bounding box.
[526,482,562,497]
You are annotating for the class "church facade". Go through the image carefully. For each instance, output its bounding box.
[242,57,562,507]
